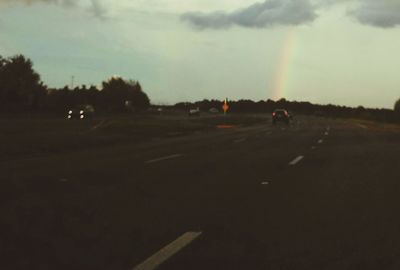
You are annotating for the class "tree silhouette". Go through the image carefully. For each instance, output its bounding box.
[100,77,150,112]
[395,98,400,119]
[0,54,46,111]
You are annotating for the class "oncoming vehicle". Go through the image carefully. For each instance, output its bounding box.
[272,109,290,125]
[188,107,200,117]
[67,104,95,120]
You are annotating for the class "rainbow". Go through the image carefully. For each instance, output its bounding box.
[271,28,296,101]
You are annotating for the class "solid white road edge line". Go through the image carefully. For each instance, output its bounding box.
[289,155,304,166]
[132,232,202,270]
[146,154,184,164]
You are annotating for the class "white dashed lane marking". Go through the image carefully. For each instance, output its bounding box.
[146,154,184,164]
[234,138,246,143]
[289,155,304,166]
[132,232,202,270]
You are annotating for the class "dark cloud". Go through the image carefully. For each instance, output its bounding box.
[349,0,400,28]
[181,0,317,30]
[0,0,106,18]
[0,0,76,7]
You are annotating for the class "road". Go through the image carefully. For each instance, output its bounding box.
[1,116,400,270]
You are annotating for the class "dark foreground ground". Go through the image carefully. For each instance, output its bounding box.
[1,114,400,270]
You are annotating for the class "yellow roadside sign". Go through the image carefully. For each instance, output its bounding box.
[222,99,229,114]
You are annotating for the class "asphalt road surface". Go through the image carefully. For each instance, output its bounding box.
[2,116,400,270]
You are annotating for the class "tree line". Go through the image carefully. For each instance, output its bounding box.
[175,98,400,123]
[45,78,150,113]
[0,54,399,121]
[0,54,150,113]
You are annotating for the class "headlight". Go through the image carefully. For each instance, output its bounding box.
[80,115,84,119]
[80,110,84,114]
[68,115,72,119]
[69,110,72,114]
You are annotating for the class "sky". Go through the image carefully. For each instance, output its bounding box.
[0,0,399,108]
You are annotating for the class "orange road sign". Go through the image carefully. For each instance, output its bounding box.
[222,100,229,113]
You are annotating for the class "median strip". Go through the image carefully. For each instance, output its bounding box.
[289,155,304,166]
[146,154,184,164]
[132,232,202,270]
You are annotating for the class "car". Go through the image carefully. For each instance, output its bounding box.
[272,109,290,125]
[188,107,200,117]
[156,107,164,115]
[67,104,95,120]
[209,108,219,113]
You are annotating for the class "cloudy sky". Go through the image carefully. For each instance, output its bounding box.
[0,0,399,108]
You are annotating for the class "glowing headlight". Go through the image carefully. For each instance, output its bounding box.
[80,115,84,119]
[80,110,84,114]
[69,110,72,114]
[68,115,72,119]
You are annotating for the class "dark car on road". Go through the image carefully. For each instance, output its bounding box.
[67,105,95,120]
[272,109,290,125]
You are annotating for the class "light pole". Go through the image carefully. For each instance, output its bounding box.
[71,76,75,89]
